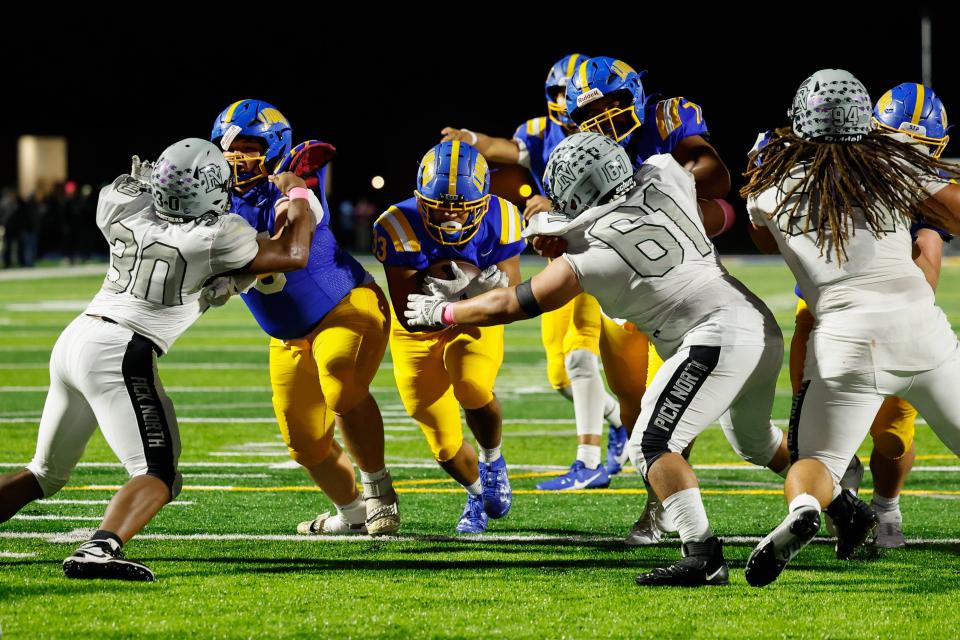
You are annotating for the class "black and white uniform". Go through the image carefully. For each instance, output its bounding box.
[748,163,960,483]
[527,154,784,478]
[26,175,259,498]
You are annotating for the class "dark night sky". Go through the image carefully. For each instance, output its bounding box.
[0,10,952,251]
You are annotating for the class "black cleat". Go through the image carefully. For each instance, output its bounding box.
[826,489,879,560]
[746,506,821,587]
[635,537,729,587]
[62,540,154,582]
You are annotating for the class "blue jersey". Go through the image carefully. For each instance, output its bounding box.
[232,172,369,340]
[372,196,525,270]
[628,97,710,166]
[512,116,569,195]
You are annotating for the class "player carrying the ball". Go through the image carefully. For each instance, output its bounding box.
[373,140,526,534]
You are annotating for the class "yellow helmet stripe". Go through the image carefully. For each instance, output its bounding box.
[223,100,244,123]
[578,59,589,90]
[912,84,925,126]
[448,140,461,197]
[565,54,581,79]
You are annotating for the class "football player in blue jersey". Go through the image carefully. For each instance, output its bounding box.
[441,54,637,494]
[373,141,525,533]
[210,99,400,535]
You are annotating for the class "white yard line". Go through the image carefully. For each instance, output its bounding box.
[1,529,959,546]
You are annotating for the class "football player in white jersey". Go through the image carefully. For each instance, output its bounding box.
[742,69,960,587]
[0,138,317,581]
[405,132,791,586]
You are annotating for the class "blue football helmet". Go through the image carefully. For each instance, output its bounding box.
[565,56,647,144]
[872,83,950,158]
[414,141,491,246]
[211,99,293,186]
[545,53,588,129]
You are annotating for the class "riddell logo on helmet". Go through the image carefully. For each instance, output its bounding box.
[577,89,604,108]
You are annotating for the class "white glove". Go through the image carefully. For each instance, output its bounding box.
[464,264,509,298]
[130,155,154,186]
[422,262,473,300]
[200,275,255,310]
[405,293,450,328]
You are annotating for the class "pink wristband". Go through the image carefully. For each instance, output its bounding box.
[288,187,310,202]
[710,198,736,238]
[441,303,457,325]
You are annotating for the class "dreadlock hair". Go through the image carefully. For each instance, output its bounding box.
[741,126,960,263]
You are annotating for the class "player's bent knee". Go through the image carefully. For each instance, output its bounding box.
[426,433,463,463]
[287,440,335,469]
[872,430,911,460]
[24,463,69,498]
[451,380,493,410]
[564,349,600,382]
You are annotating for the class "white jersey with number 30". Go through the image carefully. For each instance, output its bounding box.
[84,175,259,353]
[532,154,777,357]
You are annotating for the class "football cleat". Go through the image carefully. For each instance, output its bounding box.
[62,539,154,582]
[635,537,729,587]
[455,493,488,534]
[826,490,879,560]
[872,520,906,549]
[536,460,610,491]
[606,424,629,476]
[297,511,367,535]
[480,457,512,519]
[745,506,821,587]
[624,495,675,546]
[362,471,401,536]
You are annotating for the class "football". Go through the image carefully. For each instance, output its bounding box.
[423,259,481,282]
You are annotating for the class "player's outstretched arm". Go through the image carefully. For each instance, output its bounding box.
[242,173,315,275]
[406,256,581,328]
[440,127,521,164]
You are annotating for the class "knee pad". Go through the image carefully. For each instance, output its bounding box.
[564,349,600,382]
[325,380,368,417]
[870,398,917,459]
[286,438,335,469]
[421,425,463,463]
[451,379,493,410]
[723,423,783,467]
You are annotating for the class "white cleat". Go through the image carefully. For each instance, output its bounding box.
[365,498,401,536]
[625,499,667,546]
[297,511,367,535]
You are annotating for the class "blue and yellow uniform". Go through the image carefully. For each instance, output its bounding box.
[232,178,391,467]
[374,195,525,461]
[212,100,390,470]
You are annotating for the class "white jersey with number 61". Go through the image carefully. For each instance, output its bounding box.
[84,175,260,353]
[529,154,779,357]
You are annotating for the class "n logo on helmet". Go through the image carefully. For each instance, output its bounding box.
[198,164,225,194]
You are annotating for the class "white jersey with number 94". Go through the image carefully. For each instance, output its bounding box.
[84,175,259,353]
[530,154,779,357]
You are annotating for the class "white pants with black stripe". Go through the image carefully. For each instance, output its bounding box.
[791,346,960,484]
[626,342,785,479]
[26,315,182,499]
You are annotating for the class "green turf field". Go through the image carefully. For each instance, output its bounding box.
[1,257,959,639]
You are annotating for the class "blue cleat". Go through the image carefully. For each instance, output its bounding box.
[480,457,512,519]
[536,460,610,491]
[606,424,629,475]
[455,493,488,534]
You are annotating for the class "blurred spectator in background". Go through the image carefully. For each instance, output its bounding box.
[353,197,376,253]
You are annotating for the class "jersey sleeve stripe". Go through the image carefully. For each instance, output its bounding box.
[498,198,522,244]
[381,207,421,253]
